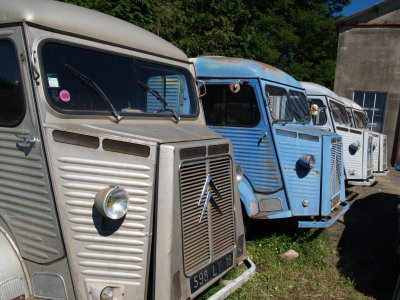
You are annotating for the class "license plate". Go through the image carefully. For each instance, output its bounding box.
[190,252,233,293]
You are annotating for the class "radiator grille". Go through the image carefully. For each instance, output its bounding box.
[330,138,342,201]
[180,156,235,275]
[367,136,373,177]
[383,136,387,170]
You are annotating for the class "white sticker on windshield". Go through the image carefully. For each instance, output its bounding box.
[47,73,60,88]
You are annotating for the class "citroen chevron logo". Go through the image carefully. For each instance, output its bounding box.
[198,174,223,223]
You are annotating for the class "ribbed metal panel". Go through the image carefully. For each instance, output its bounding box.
[0,277,27,300]
[330,138,342,199]
[209,157,235,257]
[180,160,210,274]
[56,155,152,287]
[382,135,387,170]
[371,133,379,172]
[340,131,363,179]
[180,156,235,275]
[367,136,373,177]
[276,136,321,214]
[0,128,63,263]
[211,126,282,193]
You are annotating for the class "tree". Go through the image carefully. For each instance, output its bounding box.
[57,0,155,28]
[57,0,350,88]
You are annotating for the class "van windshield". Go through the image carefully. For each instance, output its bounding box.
[329,99,351,126]
[41,42,197,117]
[265,85,310,123]
[353,110,368,129]
[201,84,261,127]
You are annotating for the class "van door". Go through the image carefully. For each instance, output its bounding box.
[201,79,284,195]
[0,26,64,264]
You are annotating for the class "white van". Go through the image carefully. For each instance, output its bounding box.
[339,96,389,175]
[0,0,255,299]
[301,82,375,186]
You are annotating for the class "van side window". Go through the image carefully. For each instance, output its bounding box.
[330,100,351,126]
[265,85,293,122]
[310,98,327,126]
[0,40,25,127]
[201,84,260,127]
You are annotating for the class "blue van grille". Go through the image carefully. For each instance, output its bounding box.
[330,138,342,199]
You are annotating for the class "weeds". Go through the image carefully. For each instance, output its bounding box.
[198,226,372,299]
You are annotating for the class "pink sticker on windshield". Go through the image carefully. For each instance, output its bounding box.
[59,90,71,102]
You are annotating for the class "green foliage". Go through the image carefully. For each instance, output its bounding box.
[57,0,155,28]
[57,0,351,89]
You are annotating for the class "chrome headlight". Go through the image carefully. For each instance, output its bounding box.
[100,287,114,300]
[95,186,129,220]
[298,154,316,169]
[235,163,243,183]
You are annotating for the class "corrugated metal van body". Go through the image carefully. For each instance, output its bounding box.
[339,128,364,179]
[0,127,65,263]
[195,57,346,223]
[371,132,380,172]
[208,126,283,194]
[366,132,373,178]
[43,126,156,300]
[273,125,344,216]
[379,134,388,171]
[273,126,322,216]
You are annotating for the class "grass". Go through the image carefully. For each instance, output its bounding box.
[198,221,373,300]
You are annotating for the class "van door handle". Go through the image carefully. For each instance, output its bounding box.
[258,132,268,146]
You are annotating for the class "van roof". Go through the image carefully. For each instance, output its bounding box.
[338,96,364,111]
[300,81,340,100]
[0,0,188,62]
[192,56,303,89]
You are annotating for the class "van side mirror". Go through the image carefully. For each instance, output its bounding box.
[311,104,319,116]
[197,80,207,98]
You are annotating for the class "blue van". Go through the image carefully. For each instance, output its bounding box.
[192,56,349,228]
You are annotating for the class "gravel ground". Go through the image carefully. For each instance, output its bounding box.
[326,167,400,300]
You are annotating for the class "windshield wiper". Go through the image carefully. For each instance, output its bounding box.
[65,64,121,123]
[137,81,180,123]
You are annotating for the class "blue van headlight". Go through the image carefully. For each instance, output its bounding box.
[298,154,316,169]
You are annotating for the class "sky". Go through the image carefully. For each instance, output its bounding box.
[341,0,384,16]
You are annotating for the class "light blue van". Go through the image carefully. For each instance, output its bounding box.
[192,56,349,228]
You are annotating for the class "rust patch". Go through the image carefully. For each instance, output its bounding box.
[259,62,280,72]
[203,56,245,64]
[284,167,297,171]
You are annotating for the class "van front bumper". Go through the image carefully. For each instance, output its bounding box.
[298,202,350,228]
[207,257,256,300]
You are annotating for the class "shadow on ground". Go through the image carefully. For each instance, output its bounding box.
[338,192,400,300]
